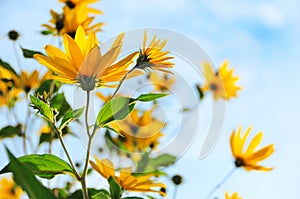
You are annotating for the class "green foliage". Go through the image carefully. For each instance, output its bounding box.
[122,197,144,199]
[59,107,84,130]
[50,93,71,120]
[0,154,74,179]
[0,125,23,140]
[39,126,73,145]
[35,79,61,95]
[67,189,110,199]
[135,93,168,102]
[96,93,167,127]
[108,176,122,199]
[41,30,53,35]
[30,95,54,123]
[20,47,44,58]
[144,154,176,172]
[5,148,57,199]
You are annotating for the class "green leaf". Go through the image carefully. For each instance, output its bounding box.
[0,125,23,140]
[196,84,205,100]
[0,154,74,179]
[50,93,71,120]
[136,93,168,102]
[41,30,53,35]
[60,107,84,130]
[5,148,57,199]
[0,58,18,75]
[122,197,144,199]
[35,80,61,95]
[30,95,54,122]
[144,154,176,172]
[92,192,110,199]
[136,153,150,173]
[96,96,135,126]
[21,47,44,58]
[67,189,109,199]
[108,176,122,199]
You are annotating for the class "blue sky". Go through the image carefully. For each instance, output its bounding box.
[1,0,300,198]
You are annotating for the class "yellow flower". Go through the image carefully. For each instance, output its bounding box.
[42,6,103,37]
[39,125,52,135]
[230,126,274,171]
[202,60,241,100]
[59,0,103,15]
[34,26,138,91]
[149,71,175,92]
[135,32,174,73]
[0,177,23,199]
[225,192,242,199]
[20,70,52,93]
[90,158,166,196]
[109,108,165,152]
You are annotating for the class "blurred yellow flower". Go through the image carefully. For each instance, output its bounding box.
[109,108,165,152]
[225,192,242,199]
[34,26,138,91]
[0,177,23,199]
[136,32,174,73]
[20,70,52,93]
[90,158,166,196]
[59,0,103,15]
[149,71,175,92]
[230,126,274,171]
[202,60,241,100]
[42,6,103,38]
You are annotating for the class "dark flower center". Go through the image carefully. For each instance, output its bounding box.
[67,31,76,39]
[24,86,31,93]
[172,175,183,185]
[209,83,218,91]
[235,157,245,168]
[55,19,64,32]
[160,187,166,194]
[66,0,76,9]
[0,90,3,96]
[8,30,19,41]
[135,51,153,69]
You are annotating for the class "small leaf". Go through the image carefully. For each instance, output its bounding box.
[0,154,74,179]
[5,148,57,199]
[136,153,150,173]
[93,192,110,199]
[96,96,135,126]
[108,176,122,199]
[60,107,84,130]
[0,125,23,140]
[67,189,109,199]
[0,58,18,75]
[136,93,168,102]
[30,95,54,122]
[41,30,53,35]
[144,154,176,172]
[50,93,71,120]
[21,47,44,58]
[196,84,205,100]
[35,80,61,95]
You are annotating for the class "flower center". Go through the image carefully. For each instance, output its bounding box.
[67,31,76,39]
[209,83,218,91]
[172,175,183,185]
[135,51,153,69]
[24,86,31,93]
[235,157,245,167]
[55,19,64,32]
[66,0,76,9]
[8,30,19,41]
[78,75,96,91]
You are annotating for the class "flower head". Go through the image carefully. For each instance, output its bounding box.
[0,177,23,199]
[8,30,20,41]
[225,192,242,199]
[42,6,103,37]
[149,71,175,92]
[34,26,138,91]
[109,108,165,152]
[59,0,103,15]
[202,60,241,100]
[90,158,166,196]
[230,126,274,171]
[135,32,174,73]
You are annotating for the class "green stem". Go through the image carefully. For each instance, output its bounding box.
[204,167,236,199]
[110,67,136,99]
[80,91,98,199]
[53,125,81,180]
[12,42,22,71]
